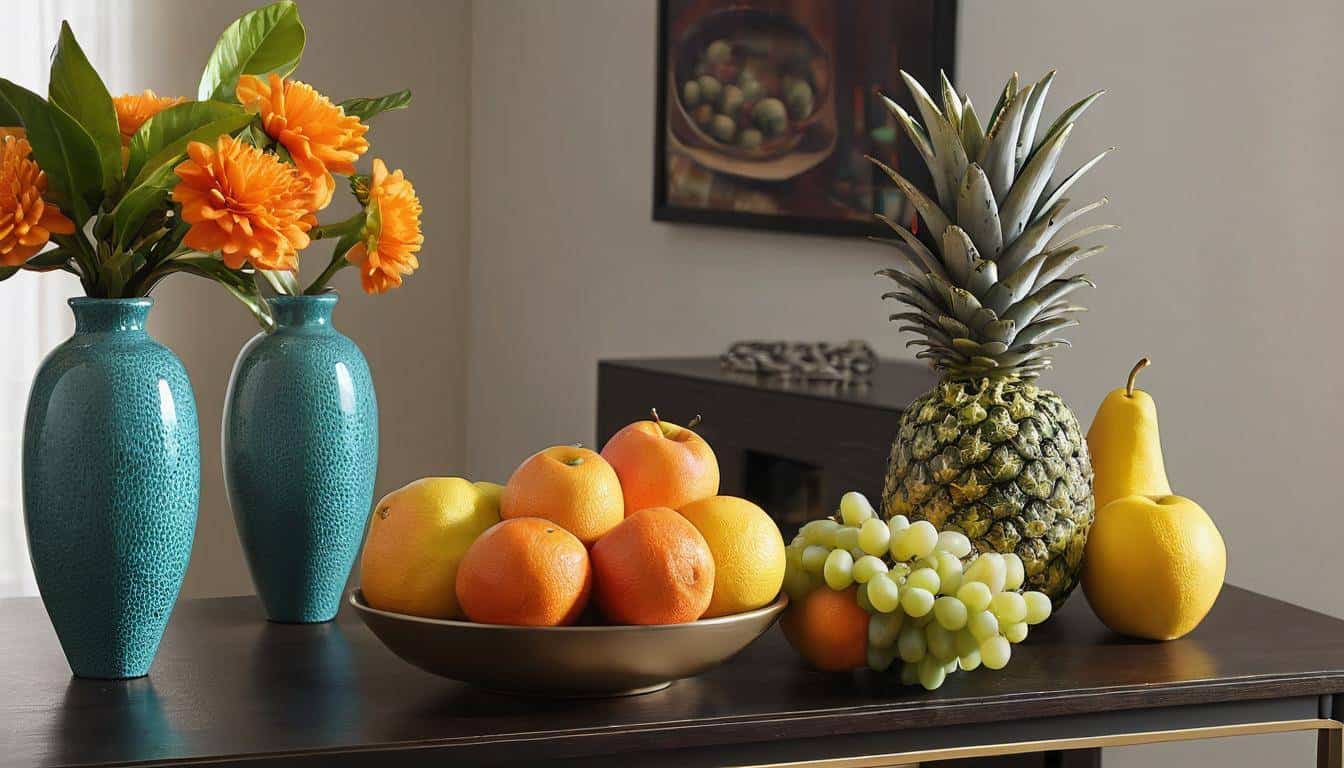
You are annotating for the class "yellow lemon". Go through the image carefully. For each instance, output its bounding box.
[360,477,502,619]
[678,495,785,617]
[1082,494,1226,640]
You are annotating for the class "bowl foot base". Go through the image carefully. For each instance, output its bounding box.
[480,681,672,699]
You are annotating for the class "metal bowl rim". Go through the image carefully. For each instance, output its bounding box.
[349,590,788,632]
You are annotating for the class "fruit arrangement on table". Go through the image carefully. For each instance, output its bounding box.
[354,410,787,695]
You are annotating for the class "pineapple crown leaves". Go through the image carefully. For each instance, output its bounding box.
[871,69,1117,381]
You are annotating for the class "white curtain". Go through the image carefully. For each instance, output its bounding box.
[0,1,134,597]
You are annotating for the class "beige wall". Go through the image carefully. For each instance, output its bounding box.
[467,2,1343,765]
[125,0,472,598]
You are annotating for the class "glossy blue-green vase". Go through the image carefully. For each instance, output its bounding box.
[223,294,377,623]
[23,298,199,679]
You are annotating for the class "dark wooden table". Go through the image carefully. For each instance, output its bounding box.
[4,586,1343,767]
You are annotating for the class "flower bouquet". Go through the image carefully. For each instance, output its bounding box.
[2,0,425,672]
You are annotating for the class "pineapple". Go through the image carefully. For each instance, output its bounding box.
[873,70,1114,605]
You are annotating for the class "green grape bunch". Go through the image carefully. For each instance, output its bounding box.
[782,491,1052,690]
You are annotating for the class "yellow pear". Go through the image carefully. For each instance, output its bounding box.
[360,477,502,619]
[1082,494,1226,640]
[1086,358,1172,509]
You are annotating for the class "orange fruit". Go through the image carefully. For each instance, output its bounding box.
[360,477,501,618]
[455,517,591,626]
[590,507,715,625]
[500,445,623,545]
[600,415,719,513]
[780,587,868,671]
[679,496,785,617]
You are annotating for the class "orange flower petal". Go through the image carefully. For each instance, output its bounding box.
[0,135,74,266]
[344,158,423,295]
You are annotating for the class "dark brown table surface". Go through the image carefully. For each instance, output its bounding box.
[4,586,1344,767]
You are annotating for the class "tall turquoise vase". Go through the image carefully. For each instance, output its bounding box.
[223,294,377,623]
[23,298,200,679]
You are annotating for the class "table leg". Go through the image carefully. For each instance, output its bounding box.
[1319,727,1341,768]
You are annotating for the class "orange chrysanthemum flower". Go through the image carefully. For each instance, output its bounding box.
[346,159,422,294]
[0,135,75,267]
[113,90,186,144]
[236,74,369,211]
[0,126,25,141]
[171,134,314,272]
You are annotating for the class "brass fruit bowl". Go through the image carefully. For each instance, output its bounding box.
[350,590,787,697]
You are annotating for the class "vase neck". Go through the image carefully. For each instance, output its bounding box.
[69,298,152,335]
[269,295,338,330]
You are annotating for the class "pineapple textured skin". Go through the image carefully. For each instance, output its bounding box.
[882,379,1093,605]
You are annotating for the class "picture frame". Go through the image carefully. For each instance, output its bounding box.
[652,0,958,238]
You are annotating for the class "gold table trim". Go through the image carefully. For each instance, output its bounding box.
[733,718,1344,768]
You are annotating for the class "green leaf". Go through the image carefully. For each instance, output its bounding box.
[198,0,306,102]
[126,100,247,181]
[0,79,102,223]
[338,89,412,121]
[112,111,255,249]
[0,95,17,127]
[23,248,76,272]
[49,21,121,190]
[0,266,19,282]
[157,256,271,328]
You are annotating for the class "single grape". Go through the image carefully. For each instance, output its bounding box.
[990,591,1027,624]
[840,491,875,526]
[936,530,972,558]
[954,628,979,658]
[1003,552,1025,591]
[907,567,940,594]
[959,649,982,671]
[899,660,920,686]
[933,595,968,631]
[824,548,855,590]
[1023,591,1052,625]
[785,541,805,566]
[888,514,910,532]
[964,552,1006,593]
[801,545,830,573]
[856,582,874,613]
[867,642,898,672]
[869,611,903,648]
[867,573,901,613]
[906,520,940,560]
[1004,621,1028,643]
[980,635,1012,670]
[918,656,947,690]
[925,621,956,662]
[800,519,841,548]
[897,624,926,663]
[968,610,1000,641]
[957,581,993,613]
[782,566,814,601]
[858,518,891,556]
[935,551,963,595]
[901,586,935,617]
[835,526,861,552]
[853,555,889,584]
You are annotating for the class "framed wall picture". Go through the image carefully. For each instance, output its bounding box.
[653,0,957,237]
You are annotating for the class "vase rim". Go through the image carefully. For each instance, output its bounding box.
[268,292,338,306]
[68,297,154,307]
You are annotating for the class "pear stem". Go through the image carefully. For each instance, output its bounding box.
[1126,357,1151,397]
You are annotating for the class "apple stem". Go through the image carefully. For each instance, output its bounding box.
[650,407,661,427]
[1126,358,1150,397]
[687,414,703,429]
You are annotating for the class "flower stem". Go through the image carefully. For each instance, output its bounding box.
[311,212,365,240]
[305,255,349,295]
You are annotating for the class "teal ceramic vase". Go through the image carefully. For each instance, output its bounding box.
[223,293,377,623]
[23,298,200,679]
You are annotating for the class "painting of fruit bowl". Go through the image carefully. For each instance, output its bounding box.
[654,0,957,237]
[670,8,833,160]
